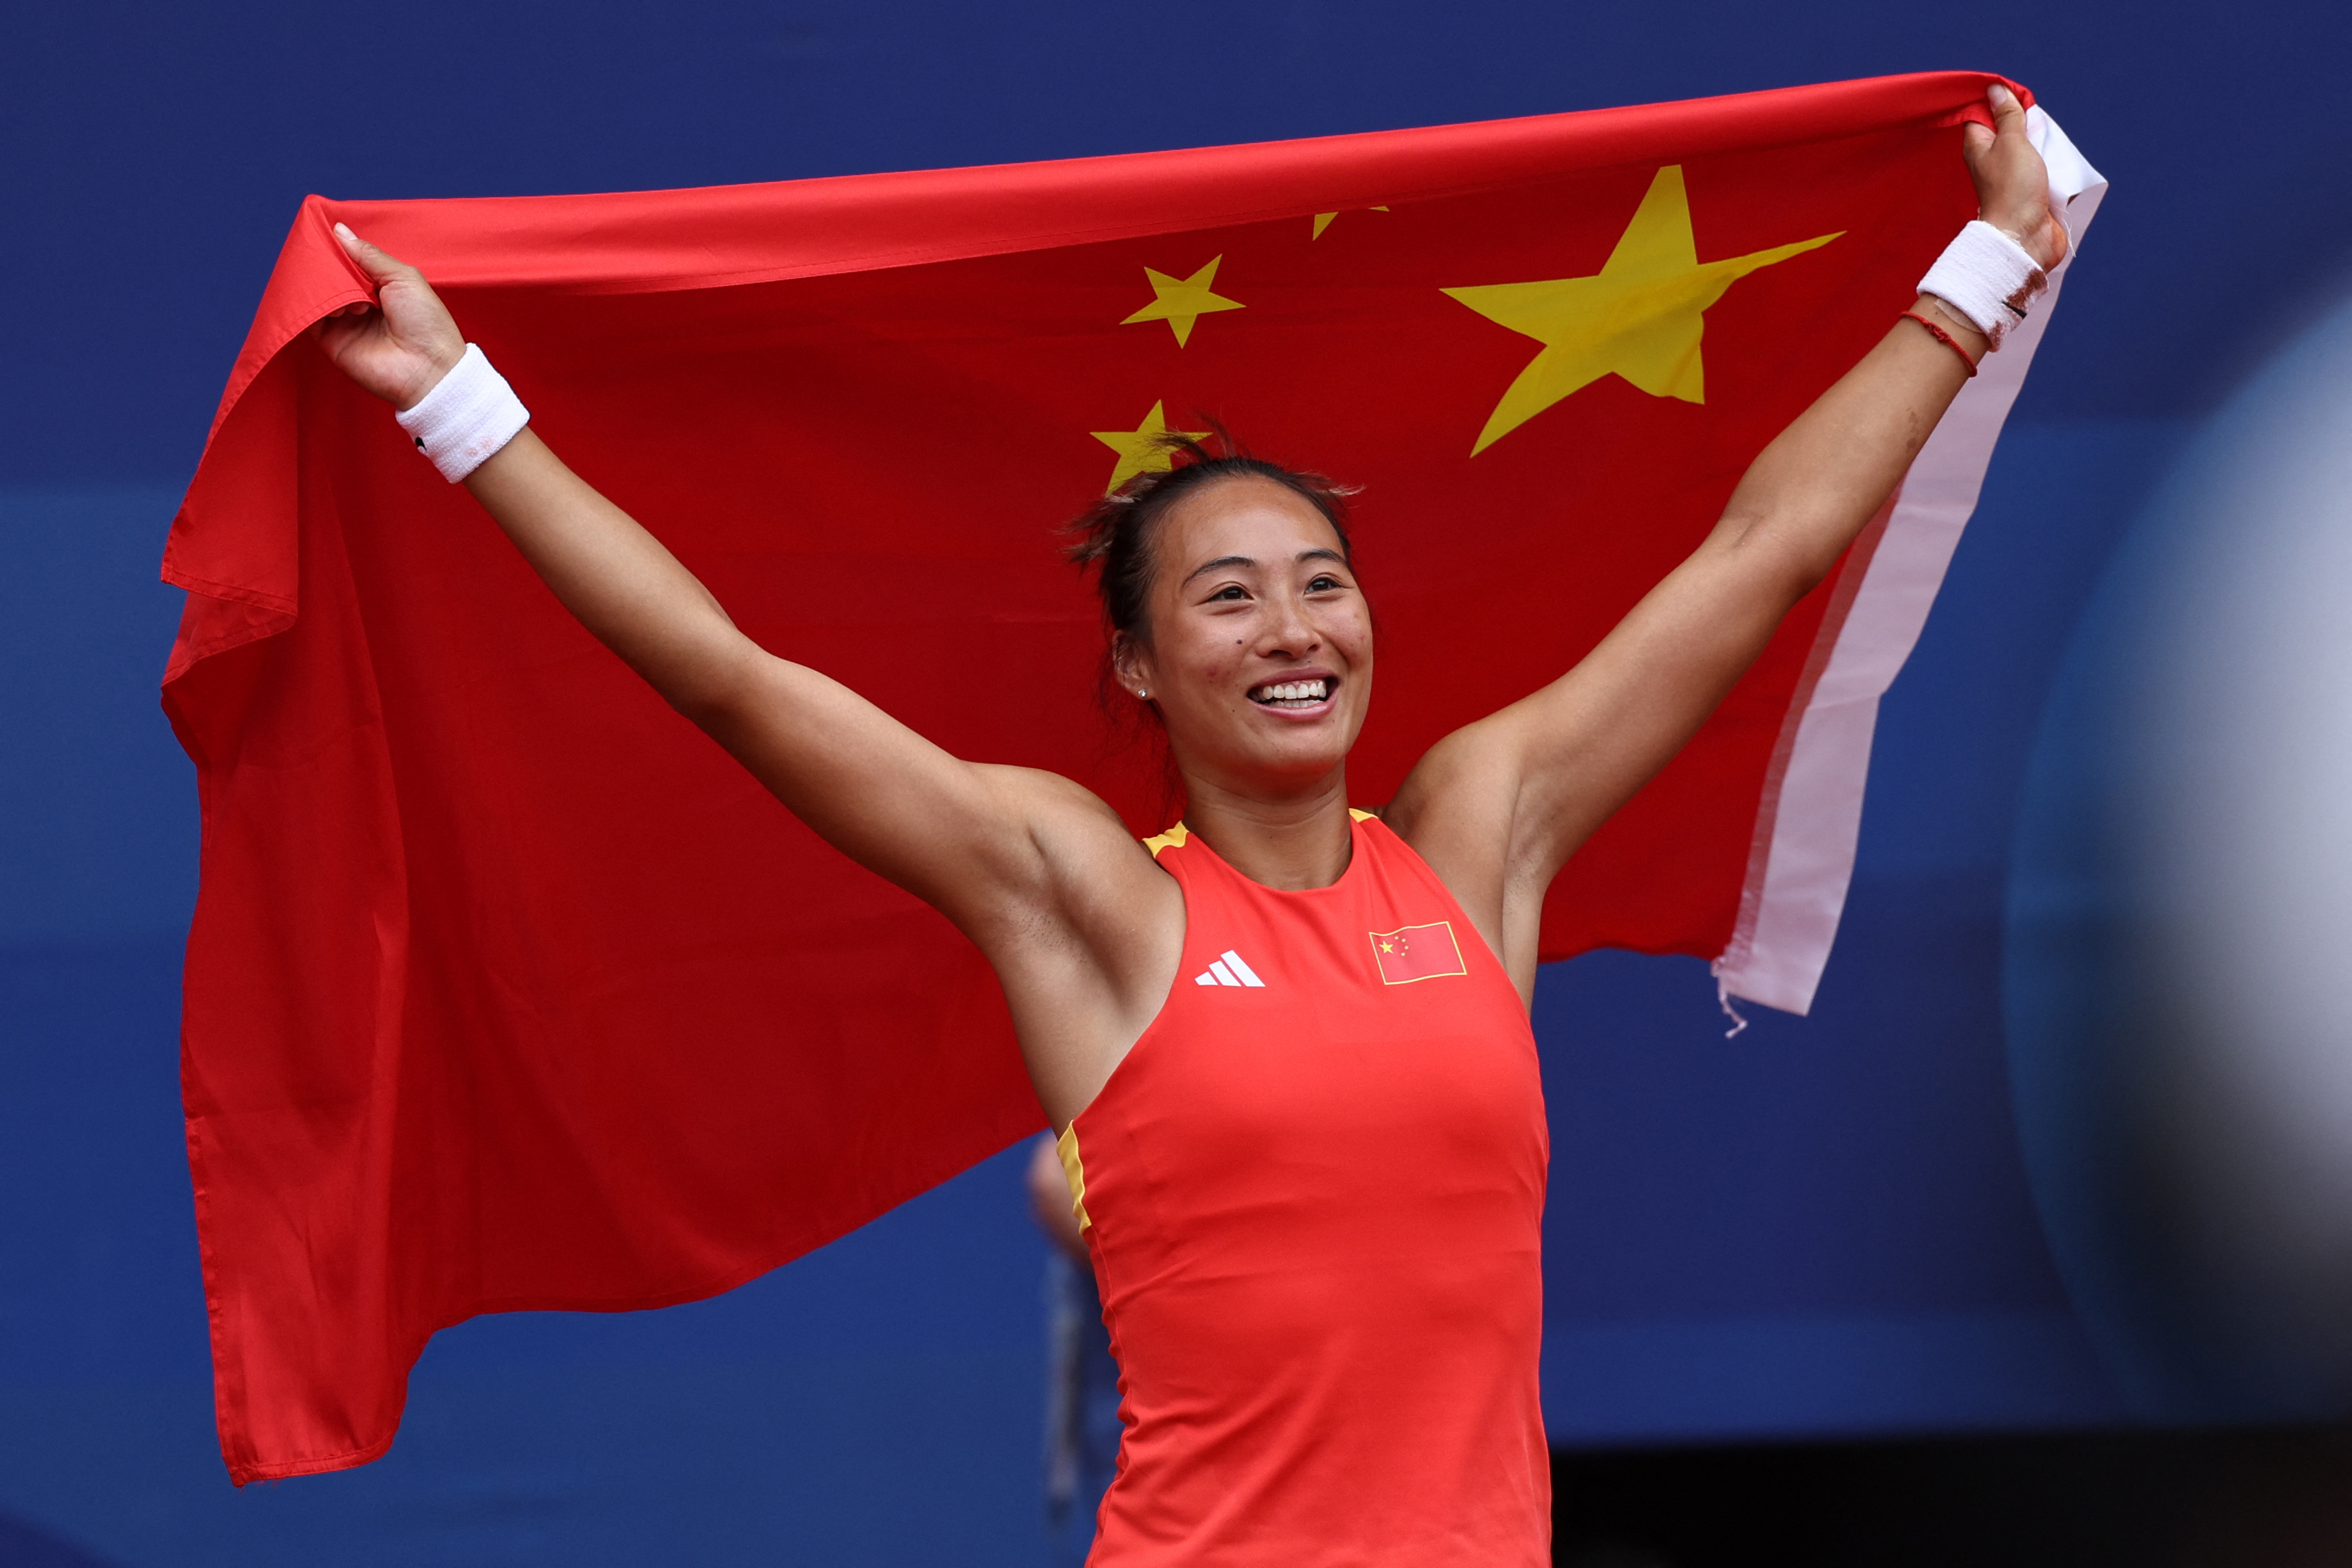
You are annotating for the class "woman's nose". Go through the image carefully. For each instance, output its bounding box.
[1261,595,1319,656]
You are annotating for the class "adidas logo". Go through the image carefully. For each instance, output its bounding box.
[1193,949,1266,988]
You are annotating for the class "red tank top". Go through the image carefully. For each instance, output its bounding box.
[1058,811,1550,1566]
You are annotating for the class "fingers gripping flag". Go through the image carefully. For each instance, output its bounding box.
[161,72,2102,1482]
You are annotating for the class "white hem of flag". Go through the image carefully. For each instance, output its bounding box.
[1711,107,2108,1016]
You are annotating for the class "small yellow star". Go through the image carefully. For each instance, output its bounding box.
[1311,205,1388,240]
[1121,255,1245,347]
[1443,166,1840,454]
[1091,401,1211,494]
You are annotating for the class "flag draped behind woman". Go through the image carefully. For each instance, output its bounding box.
[162,71,2101,1482]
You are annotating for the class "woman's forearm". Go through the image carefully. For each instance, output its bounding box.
[1705,296,1985,597]
[1707,84,2062,597]
[313,222,768,720]
[463,429,762,718]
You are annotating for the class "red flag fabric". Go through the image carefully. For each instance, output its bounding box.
[162,71,2102,1483]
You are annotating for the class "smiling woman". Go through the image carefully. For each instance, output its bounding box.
[310,81,2062,1567]
[1063,437,1367,804]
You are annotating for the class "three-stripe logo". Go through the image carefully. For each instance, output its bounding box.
[1193,949,1266,988]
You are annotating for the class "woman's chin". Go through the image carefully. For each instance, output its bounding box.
[1241,728,1354,784]
[1174,707,1362,796]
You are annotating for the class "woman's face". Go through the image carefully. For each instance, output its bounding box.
[1115,476,1374,801]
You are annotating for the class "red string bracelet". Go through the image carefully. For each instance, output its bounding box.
[1902,310,1978,377]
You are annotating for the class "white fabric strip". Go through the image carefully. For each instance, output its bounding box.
[1918,219,2048,349]
[1713,107,2107,1015]
[393,343,530,483]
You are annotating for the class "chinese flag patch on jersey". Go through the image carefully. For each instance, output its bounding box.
[1369,922,1469,985]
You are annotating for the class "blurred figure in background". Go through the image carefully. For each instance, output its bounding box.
[1028,1133,1123,1565]
[2006,288,2352,1420]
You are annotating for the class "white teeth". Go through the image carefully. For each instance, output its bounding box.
[1251,679,1331,703]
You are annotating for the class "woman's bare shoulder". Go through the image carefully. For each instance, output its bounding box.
[1382,717,1521,857]
[967,764,1188,1123]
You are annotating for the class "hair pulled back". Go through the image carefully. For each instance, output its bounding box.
[1064,429,1357,648]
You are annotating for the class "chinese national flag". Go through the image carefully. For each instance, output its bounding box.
[161,72,2100,1482]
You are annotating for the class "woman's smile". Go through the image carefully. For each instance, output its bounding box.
[1245,672,1339,715]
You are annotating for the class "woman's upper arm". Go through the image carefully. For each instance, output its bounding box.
[688,652,1074,920]
[687,650,1174,965]
[1386,538,1808,980]
[1493,540,1803,862]
[693,654,1180,1122]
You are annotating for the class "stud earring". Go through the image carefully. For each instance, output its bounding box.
[1136,688,1149,700]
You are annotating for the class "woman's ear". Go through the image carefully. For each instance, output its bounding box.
[1111,633,1152,701]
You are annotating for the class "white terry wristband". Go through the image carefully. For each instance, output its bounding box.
[1916,219,2048,351]
[395,343,530,483]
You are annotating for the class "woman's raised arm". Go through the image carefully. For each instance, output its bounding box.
[312,227,1157,957]
[1388,84,2068,988]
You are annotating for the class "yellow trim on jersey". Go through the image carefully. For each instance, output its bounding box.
[1142,823,1191,858]
[1348,808,1378,822]
[1056,1124,1093,1230]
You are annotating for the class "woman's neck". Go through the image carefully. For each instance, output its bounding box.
[1176,770,1356,890]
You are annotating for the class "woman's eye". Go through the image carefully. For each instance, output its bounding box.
[1307,575,1341,592]
[1209,585,1247,601]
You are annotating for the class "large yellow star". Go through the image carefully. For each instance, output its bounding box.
[1121,255,1245,347]
[1092,401,1211,494]
[1442,166,1840,455]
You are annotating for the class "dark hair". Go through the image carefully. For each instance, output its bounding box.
[1063,428,1357,648]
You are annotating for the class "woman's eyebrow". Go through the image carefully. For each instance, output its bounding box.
[1297,548,1346,566]
[1182,554,1255,585]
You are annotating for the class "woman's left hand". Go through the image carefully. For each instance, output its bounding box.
[1963,81,2069,270]
[312,224,467,411]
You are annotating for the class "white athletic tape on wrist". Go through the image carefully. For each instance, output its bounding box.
[1915,220,2047,351]
[395,343,529,483]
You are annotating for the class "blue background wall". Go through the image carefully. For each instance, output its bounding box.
[5,3,2348,1562]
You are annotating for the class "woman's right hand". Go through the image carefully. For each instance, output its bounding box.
[312,223,467,411]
